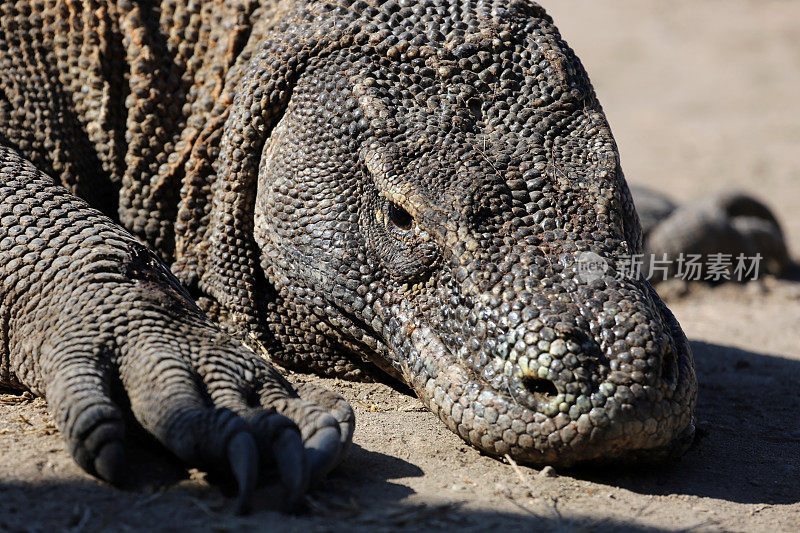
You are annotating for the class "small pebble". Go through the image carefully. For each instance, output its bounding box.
[538,466,557,478]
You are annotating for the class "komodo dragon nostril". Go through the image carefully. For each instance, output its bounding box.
[522,376,559,399]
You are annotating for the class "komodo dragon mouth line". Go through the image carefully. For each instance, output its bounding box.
[386,299,695,467]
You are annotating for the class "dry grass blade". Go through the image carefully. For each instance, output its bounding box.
[0,391,34,405]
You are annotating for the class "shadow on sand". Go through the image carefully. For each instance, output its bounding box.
[0,477,681,532]
[576,340,800,505]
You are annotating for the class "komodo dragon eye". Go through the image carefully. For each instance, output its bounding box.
[387,201,413,232]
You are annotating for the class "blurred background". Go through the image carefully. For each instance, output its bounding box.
[541,0,800,255]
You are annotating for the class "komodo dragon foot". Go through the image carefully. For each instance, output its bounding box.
[0,148,353,511]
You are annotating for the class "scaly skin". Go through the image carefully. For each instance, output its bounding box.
[0,147,354,510]
[631,186,789,281]
[1,0,701,503]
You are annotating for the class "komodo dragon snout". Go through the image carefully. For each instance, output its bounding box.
[234,1,697,467]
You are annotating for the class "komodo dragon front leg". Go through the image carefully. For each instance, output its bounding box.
[0,147,353,509]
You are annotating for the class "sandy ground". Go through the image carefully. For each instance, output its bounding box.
[2,1,800,531]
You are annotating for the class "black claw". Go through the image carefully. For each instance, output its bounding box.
[227,431,259,515]
[304,425,342,482]
[93,440,127,486]
[272,427,308,509]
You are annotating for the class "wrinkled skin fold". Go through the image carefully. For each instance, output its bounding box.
[0,0,696,505]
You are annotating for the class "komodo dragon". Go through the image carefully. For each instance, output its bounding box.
[0,0,703,507]
[631,186,789,282]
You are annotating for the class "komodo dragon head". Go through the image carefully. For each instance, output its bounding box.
[178,0,697,467]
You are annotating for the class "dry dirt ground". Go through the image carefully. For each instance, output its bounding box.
[1,1,799,531]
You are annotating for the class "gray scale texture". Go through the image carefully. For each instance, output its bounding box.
[0,0,701,502]
[631,186,789,281]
